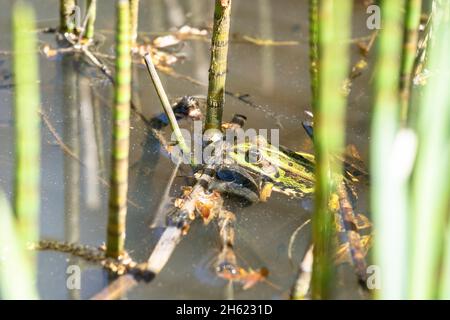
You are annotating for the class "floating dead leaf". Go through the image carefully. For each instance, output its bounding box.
[178,25,208,36]
[153,35,181,48]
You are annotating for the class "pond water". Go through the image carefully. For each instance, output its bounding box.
[0,0,372,299]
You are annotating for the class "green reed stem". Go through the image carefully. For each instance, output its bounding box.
[410,0,450,299]
[205,0,232,131]
[129,0,140,47]
[85,0,97,40]
[106,0,132,259]
[371,0,406,299]
[311,0,352,300]
[309,0,319,110]
[0,191,39,299]
[60,0,77,33]
[13,1,41,268]
[400,0,422,124]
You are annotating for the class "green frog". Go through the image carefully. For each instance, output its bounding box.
[207,116,371,285]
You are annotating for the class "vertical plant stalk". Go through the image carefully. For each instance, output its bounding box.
[13,1,41,267]
[311,0,352,299]
[309,0,319,110]
[60,0,77,33]
[85,0,97,40]
[129,0,140,48]
[410,0,450,299]
[205,0,232,131]
[371,0,406,299]
[106,0,131,259]
[400,0,422,124]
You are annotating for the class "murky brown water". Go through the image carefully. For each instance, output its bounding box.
[0,0,372,299]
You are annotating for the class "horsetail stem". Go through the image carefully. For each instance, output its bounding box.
[371,0,406,299]
[309,0,319,110]
[60,0,77,33]
[400,0,422,124]
[311,0,352,300]
[410,0,450,299]
[13,0,41,263]
[106,0,132,259]
[85,0,97,40]
[205,0,232,131]
[129,0,140,48]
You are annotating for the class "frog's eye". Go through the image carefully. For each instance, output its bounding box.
[245,148,262,164]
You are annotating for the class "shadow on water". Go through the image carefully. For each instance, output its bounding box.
[0,0,373,299]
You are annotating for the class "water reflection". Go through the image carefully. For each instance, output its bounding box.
[61,54,81,299]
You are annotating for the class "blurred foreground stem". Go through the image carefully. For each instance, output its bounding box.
[400,0,422,124]
[311,0,352,299]
[371,0,407,299]
[13,1,41,267]
[410,0,450,299]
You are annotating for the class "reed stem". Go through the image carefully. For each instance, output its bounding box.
[311,0,352,300]
[129,0,140,47]
[400,0,422,124]
[106,0,132,259]
[410,0,450,299]
[13,1,41,266]
[60,0,77,33]
[371,0,406,299]
[309,0,319,110]
[85,0,97,40]
[205,0,232,131]
[0,191,39,299]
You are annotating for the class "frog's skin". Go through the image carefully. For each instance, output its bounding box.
[225,138,316,200]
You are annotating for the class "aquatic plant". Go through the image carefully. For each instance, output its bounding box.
[372,0,450,300]
[371,0,406,300]
[130,0,140,47]
[0,191,39,299]
[205,0,232,131]
[13,0,41,268]
[60,0,77,33]
[409,0,450,299]
[311,0,353,299]
[85,0,97,41]
[309,0,319,110]
[106,0,132,258]
[400,0,422,123]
